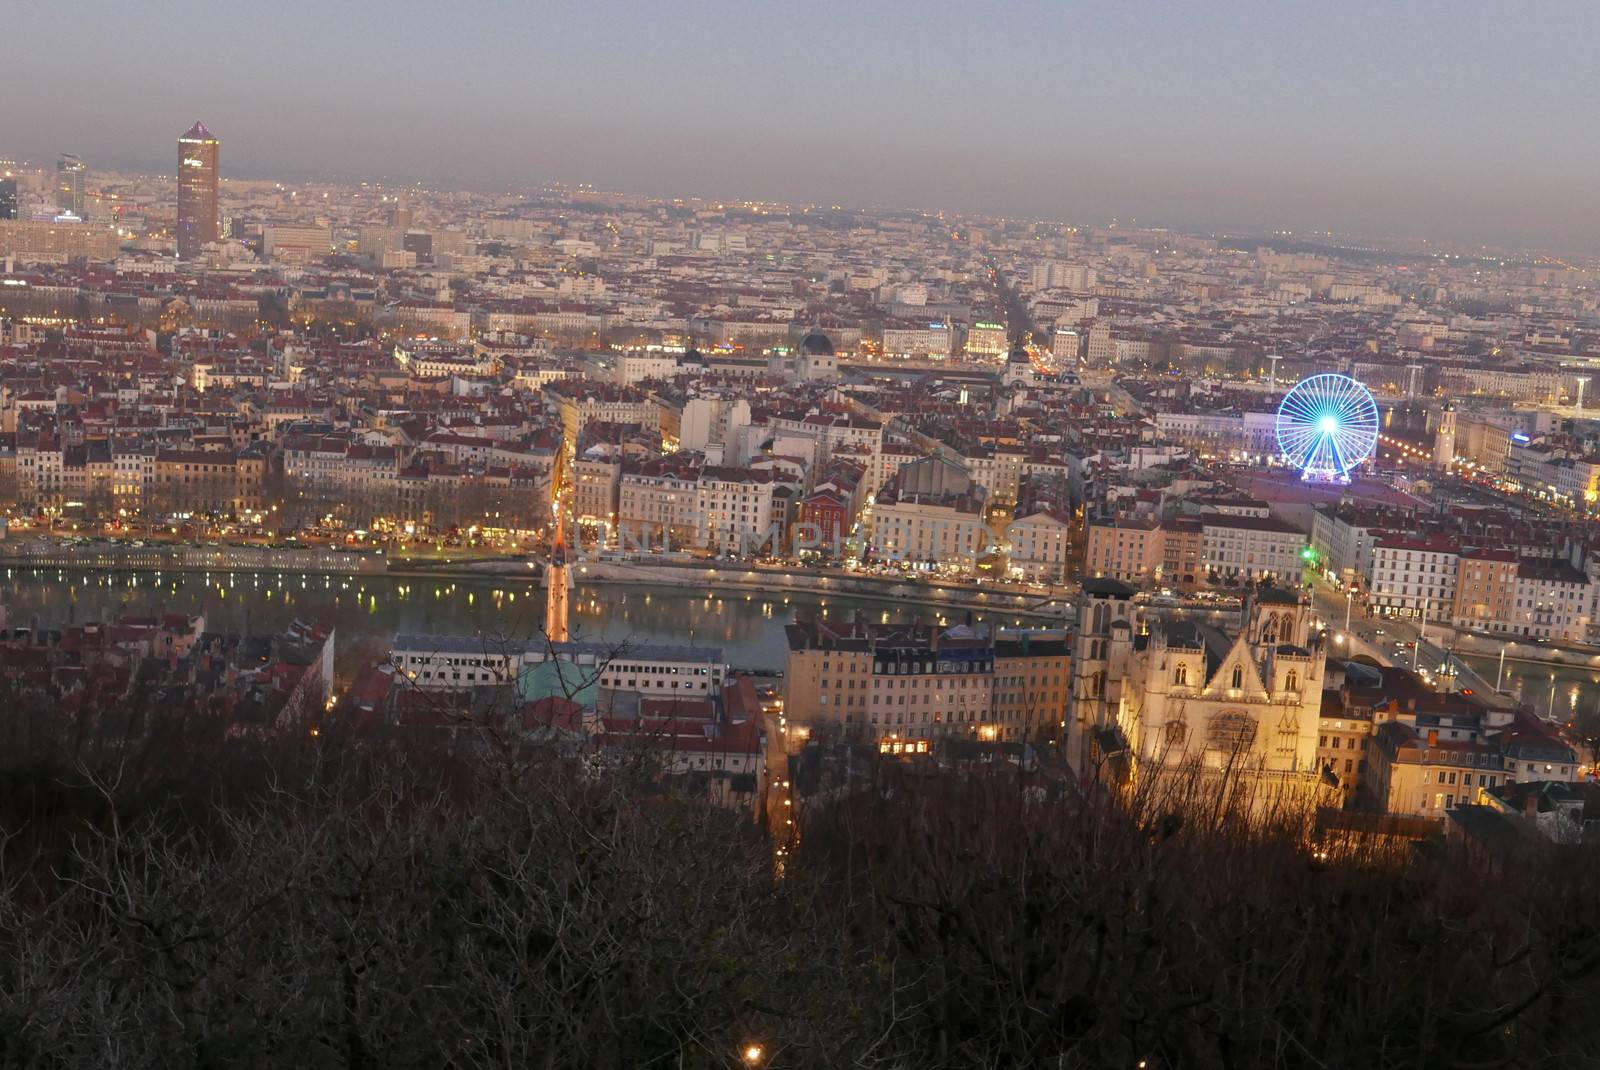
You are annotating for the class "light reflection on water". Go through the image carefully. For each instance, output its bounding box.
[1456,652,1600,721]
[17,570,1591,710]
[0,569,1015,673]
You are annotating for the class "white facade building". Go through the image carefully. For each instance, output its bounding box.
[1199,515,1304,583]
[1368,539,1460,620]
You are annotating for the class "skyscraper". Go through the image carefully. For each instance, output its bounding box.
[176,121,220,259]
[0,179,16,221]
[55,154,86,219]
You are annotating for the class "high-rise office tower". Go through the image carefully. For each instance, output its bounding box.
[0,179,16,220]
[56,154,86,219]
[176,121,220,259]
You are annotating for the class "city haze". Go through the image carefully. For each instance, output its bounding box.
[7,0,1600,251]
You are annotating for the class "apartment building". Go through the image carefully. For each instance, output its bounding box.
[617,454,703,547]
[1452,549,1519,632]
[869,459,990,576]
[1084,517,1162,584]
[546,381,660,448]
[784,619,1027,743]
[1161,517,1204,588]
[696,466,777,553]
[992,633,1071,742]
[1510,561,1591,642]
[1199,514,1304,584]
[393,342,497,379]
[880,321,953,359]
[1006,508,1072,583]
[1368,537,1459,620]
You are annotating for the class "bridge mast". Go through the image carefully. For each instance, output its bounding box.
[544,454,572,644]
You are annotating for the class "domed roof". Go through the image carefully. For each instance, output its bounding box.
[799,330,835,357]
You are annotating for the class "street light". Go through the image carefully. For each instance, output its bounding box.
[1410,595,1437,674]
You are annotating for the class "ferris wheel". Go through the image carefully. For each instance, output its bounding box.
[1275,374,1379,482]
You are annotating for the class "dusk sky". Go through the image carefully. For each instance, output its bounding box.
[8,0,1599,250]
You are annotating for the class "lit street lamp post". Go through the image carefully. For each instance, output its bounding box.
[1413,597,1429,673]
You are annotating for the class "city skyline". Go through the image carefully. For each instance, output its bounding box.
[9,0,1600,253]
[6,5,1600,1061]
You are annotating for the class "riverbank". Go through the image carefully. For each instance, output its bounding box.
[438,555,1072,621]
[0,540,389,575]
[563,559,1073,621]
[1426,622,1600,673]
[0,571,1043,674]
[0,542,1074,622]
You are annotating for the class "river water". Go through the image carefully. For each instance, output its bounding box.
[1457,651,1600,724]
[0,568,1040,675]
[7,568,1590,714]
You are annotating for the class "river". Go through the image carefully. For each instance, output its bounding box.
[0,567,1043,675]
[1457,651,1600,724]
[11,567,1587,716]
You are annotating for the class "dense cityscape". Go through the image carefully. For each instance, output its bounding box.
[7,23,1600,1062]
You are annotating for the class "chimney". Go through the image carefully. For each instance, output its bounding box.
[1426,729,1438,748]
[1523,792,1538,819]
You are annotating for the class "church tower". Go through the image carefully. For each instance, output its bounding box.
[1003,336,1036,387]
[1433,404,1457,469]
[1065,578,1139,775]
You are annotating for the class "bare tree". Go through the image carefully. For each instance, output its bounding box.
[0,668,1598,1068]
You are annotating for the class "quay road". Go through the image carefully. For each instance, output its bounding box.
[0,538,389,575]
[1305,572,1506,704]
[0,530,1539,709]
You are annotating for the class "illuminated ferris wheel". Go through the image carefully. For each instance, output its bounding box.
[1275,373,1379,482]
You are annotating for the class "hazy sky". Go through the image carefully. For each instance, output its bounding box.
[6,0,1599,250]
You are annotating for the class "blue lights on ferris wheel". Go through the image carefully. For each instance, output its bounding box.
[1275,373,1379,483]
